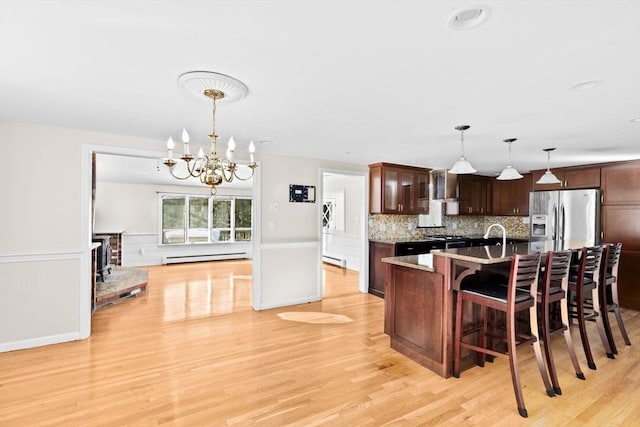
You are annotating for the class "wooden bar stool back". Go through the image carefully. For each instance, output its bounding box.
[453,253,554,418]
[568,245,612,370]
[538,250,585,396]
[600,243,631,354]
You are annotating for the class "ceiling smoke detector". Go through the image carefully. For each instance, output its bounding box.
[448,5,491,30]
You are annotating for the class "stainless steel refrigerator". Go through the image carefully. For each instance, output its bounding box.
[529,189,600,243]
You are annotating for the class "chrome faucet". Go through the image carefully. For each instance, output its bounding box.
[484,223,506,248]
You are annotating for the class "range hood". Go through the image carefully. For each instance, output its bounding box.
[430,169,458,200]
[418,201,444,227]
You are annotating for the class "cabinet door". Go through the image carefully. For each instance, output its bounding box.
[457,175,474,215]
[383,167,400,213]
[416,172,429,214]
[491,179,513,215]
[563,167,600,189]
[512,174,532,216]
[602,205,640,310]
[369,241,395,298]
[399,169,417,213]
[492,174,531,216]
[602,162,640,205]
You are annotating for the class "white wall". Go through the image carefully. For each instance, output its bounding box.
[253,153,367,309]
[0,121,367,351]
[0,122,164,351]
[94,180,252,266]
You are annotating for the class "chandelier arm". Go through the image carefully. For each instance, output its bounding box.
[232,167,257,181]
[167,163,198,180]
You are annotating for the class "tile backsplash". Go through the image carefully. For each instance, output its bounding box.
[368,214,529,240]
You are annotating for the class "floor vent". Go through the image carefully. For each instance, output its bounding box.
[162,252,247,265]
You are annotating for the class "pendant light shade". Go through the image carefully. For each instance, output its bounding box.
[449,125,477,174]
[497,138,523,180]
[536,148,562,184]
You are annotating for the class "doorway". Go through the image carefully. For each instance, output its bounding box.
[320,170,367,295]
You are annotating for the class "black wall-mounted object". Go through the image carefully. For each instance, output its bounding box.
[289,184,316,203]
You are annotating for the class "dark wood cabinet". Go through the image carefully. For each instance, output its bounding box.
[369,163,430,214]
[491,173,532,216]
[602,205,640,310]
[600,160,640,311]
[601,163,640,204]
[532,166,601,191]
[384,263,445,375]
[369,241,395,298]
[457,175,491,215]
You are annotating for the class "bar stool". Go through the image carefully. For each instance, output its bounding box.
[567,246,612,370]
[600,243,631,353]
[453,253,554,418]
[538,250,585,396]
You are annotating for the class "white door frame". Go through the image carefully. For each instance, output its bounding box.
[319,168,369,293]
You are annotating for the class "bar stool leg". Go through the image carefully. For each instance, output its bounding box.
[591,286,615,359]
[453,290,463,378]
[576,289,597,370]
[560,295,585,380]
[530,304,556,397]
[506,308,528,418]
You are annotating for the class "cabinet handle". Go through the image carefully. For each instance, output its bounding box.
[564,180,567,188]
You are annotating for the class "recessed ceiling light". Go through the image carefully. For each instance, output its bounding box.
[630,117,640,123]
[448,5,491,30]
[569,80,602,91]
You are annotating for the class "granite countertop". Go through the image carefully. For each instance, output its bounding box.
[382,240,597,268]
[381,254,435,272]
[433,240,597,264]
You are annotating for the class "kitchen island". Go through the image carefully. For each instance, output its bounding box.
[382,240,594,378]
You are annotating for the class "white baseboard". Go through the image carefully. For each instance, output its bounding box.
[0,332,81,353]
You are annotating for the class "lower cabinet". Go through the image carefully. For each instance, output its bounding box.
[369,240,446,298]
[602,204,640,310]
[384,264,446,376]
[369,241,395,298]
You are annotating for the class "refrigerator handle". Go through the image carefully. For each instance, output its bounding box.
[560,204,566,240]
[552,204,557,240]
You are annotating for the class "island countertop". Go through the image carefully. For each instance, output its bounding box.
[381,253,435,272]
[433,239,598,264]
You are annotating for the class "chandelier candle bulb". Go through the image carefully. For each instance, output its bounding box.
[228,136,236,162]
[166,137,175,158]
[182,128,190,155]
[249,140,255,164]
[197,147,204,159]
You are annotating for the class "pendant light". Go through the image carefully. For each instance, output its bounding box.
[536,147,562,184]
[449,125,477,174]
[496,138,523,180]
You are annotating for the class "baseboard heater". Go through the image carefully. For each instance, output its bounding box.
[162,252,247,265]
[322,254,347,268]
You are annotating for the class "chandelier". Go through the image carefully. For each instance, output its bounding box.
[162,71,257,195]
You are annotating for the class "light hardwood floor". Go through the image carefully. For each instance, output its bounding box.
[1,260,639,426]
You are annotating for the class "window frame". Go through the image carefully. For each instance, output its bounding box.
[159,193,253,245]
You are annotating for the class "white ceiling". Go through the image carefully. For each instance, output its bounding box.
[2,1,640,180]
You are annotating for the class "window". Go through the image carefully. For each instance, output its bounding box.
[161,194,252,244]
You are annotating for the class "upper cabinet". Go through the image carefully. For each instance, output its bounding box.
[601,161,640,205]
[457,175,492,215]
[532,166,601,191]
[491,173,533,216]
[369,163,430,214]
